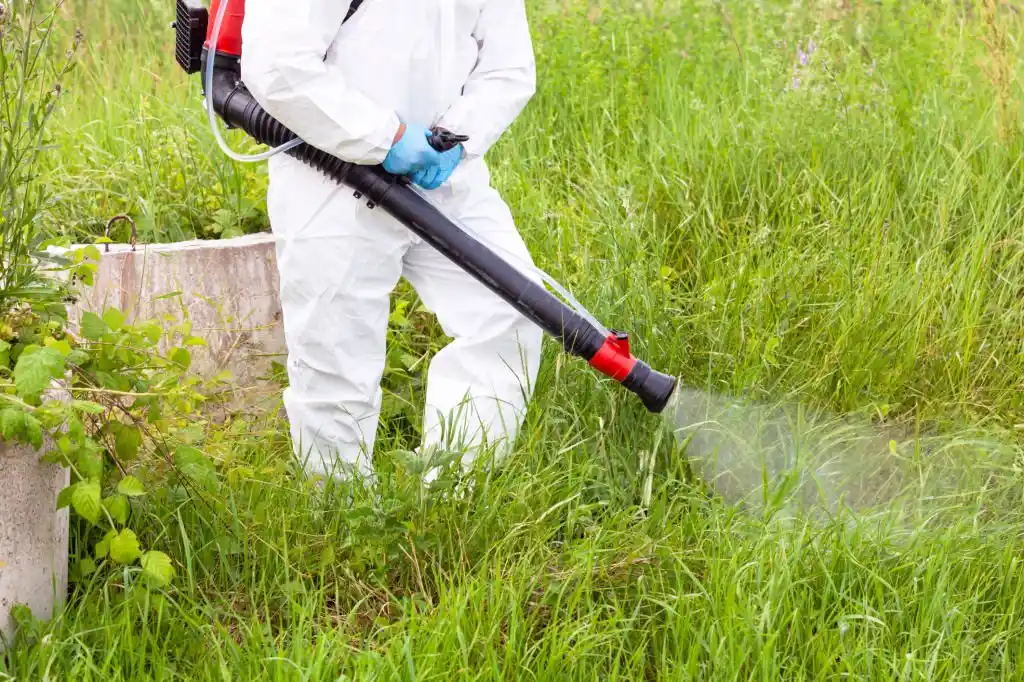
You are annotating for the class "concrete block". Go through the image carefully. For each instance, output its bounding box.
[59,233,288,417]
[0,437,69,650]
[0,234,288,647]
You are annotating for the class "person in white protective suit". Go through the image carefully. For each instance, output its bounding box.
[240,0,544,482]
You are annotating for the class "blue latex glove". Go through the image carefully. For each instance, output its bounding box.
[382,124,441,176]
[411,144,463,190]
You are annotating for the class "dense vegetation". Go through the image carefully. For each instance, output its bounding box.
[2,0,1023,679]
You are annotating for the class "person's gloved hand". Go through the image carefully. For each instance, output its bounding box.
[411,144,463,190]
[382,123,441,176]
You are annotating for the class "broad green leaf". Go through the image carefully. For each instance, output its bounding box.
[75,557,97,578]
[174,445,216,488]
[139,322,163,344]
[76,445,104,479]
[23,414,43,449]
[81,312,108,340]
[43,338,72,358]
[14,346,65,399]
[170,347,191,371]
[74,265,95,287]
[66,349,90,367]
[114,424,143,461]
[109,529,142,564]
[0,340,10,368]
[102,308,126,332]
[0,409,24,441]
[141,551,175,586]
[103,494,129,525]
[71,480,102,524]
[183,336,206,347]
[56,483,76,510]
[117,475,147,497]
[94,529,117,559]
[176,424,205,445]
[68,416,86,442]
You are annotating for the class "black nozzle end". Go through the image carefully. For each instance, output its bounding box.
[622,361,678,414]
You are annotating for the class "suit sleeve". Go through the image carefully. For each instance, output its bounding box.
[239,0,401,164]
[436,0,537,161]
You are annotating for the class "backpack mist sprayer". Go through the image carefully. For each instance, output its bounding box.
[171,0,678,414]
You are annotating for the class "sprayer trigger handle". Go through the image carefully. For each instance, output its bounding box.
[427,127,470,152]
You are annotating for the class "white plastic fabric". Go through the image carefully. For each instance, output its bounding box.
[240,0,543,480]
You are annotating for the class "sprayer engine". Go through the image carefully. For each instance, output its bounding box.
[170,0,678,414]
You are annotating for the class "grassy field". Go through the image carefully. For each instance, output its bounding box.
[4,0,1024,679]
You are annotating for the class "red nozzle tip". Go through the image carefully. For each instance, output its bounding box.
[589,333,637,382]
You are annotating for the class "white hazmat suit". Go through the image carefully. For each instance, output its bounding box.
[240,0,543,479]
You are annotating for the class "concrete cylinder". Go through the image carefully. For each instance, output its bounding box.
[0,443,69,650]
[52,233,288,418]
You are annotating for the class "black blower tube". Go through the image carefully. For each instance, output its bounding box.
[203,62,677,414]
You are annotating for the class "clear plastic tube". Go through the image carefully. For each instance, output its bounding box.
[205,0,302,163]
[408,185,610,337]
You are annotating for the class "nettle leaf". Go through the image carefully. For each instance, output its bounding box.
[23,414,43,449]
[68,416,86,442]
[0,409,25,441]
[117,475,147,497]
[66,349,90,367]
[0,340,11,368]
[102,308,126,332]
[141,551,175,587]
[76,445,104,480]
[103,494,129,525]
[114,423,143,461]
[14,346,66,399]
[81,312,109,340]
[109,529,142,564]
[71,480,102,524]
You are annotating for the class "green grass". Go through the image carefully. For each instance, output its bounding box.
[5,0,1024,678]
